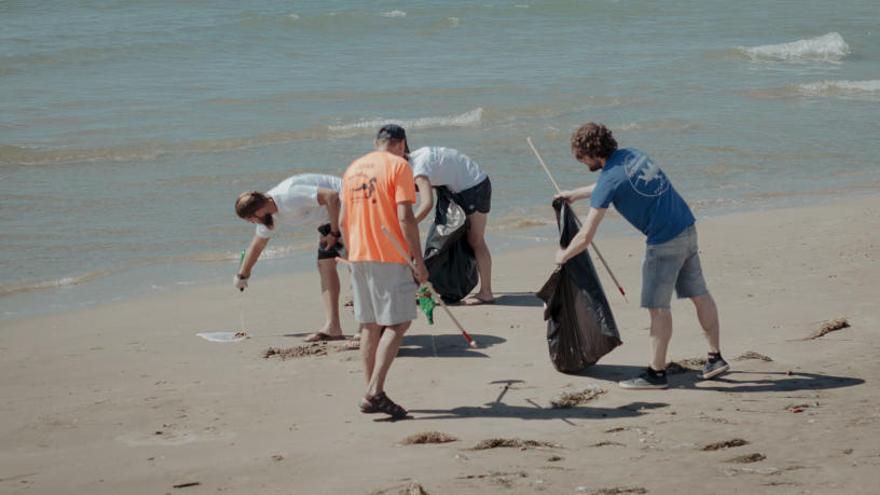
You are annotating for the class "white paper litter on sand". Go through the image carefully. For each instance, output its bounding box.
[196,331,249,343]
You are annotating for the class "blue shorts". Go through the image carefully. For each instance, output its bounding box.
[641,225,709,309]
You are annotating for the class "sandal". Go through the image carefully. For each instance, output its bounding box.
[360,391,408,419]
[359,397,379,414]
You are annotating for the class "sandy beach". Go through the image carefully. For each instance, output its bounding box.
[2,196,879,495]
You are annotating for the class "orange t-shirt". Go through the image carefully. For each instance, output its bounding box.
[341,151,417,264]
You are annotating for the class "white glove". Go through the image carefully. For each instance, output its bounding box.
[234,274,249,291]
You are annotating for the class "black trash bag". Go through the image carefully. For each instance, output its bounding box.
[535,199,622,373]
[423,186,479,304]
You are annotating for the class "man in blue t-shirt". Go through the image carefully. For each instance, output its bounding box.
[554,122,729,389]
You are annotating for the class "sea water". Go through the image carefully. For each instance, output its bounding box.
[2,0,879,319]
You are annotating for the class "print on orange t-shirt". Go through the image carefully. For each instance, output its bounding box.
[342,151,416,264]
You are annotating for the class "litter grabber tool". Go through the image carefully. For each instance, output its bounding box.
[380,225,478,348]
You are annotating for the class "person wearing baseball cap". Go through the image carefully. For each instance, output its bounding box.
[375,124,410,155]
[340,123,428,419]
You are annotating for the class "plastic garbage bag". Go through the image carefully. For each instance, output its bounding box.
[423,186,478,303]
[535,199,621,373]
[196,331,249,343]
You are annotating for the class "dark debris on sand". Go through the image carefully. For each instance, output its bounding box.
[805,317,850,340]
[401,431,458,445]
[591,441,626,447]
[457,471,528,489]
[735,351,773,361]
[550,386,606,409]
[263,343,328,359]
[702,438,749,451]
[726,453,766,463]
[589,487,647,495]
[369,480,430,495]
[471,438,561,450]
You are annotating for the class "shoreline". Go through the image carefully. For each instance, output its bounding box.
[3,189,878,323]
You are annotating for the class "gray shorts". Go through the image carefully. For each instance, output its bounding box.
[350,261,418,326]
[641,225,709,309]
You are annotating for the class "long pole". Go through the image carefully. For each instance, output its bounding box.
[526,137,628,301]
[379,226,478,348]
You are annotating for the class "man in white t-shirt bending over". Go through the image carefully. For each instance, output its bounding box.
[234,173,349,342]
[410,146,494,305]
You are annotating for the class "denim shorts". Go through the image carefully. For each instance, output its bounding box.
[641,225,709,309]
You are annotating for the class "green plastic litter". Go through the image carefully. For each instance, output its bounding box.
[418,286,436,325]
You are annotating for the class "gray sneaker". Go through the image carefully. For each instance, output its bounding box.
[701,355,730,379]
[619,368,668,390]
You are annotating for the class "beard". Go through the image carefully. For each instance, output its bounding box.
[588,162,602,172]
[260,214,274,229]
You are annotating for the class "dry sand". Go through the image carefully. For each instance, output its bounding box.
[2,196,879,494]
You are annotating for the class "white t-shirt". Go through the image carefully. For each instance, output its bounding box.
[256,173,343,238]
[408,146,488,193]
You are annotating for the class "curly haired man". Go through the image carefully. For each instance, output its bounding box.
[555,122,729,389]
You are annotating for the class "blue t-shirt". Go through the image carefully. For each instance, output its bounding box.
[590,148,695,245]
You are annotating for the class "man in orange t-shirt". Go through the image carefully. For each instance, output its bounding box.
[341,124,428,420]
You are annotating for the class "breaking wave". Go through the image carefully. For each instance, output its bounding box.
[796,80,880,98]
[745,80,880,100]
[380,10,407,18]
[326,107,483,136]
[738,32,850,63]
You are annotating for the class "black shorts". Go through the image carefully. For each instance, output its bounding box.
[317,223,345,260]
[453,177,492,215]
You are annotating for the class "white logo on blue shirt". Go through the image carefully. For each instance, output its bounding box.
[624,154,669,197]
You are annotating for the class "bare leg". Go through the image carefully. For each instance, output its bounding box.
[305,258,343,340]
[359,323,383,386]
[648,308,673,371]
[367,321,411,396]
[691,294,720,353]
[465,212,494,301]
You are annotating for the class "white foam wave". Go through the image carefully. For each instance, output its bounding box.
[327,107,483,136]
[288,13,300,20]
[381,10,406,18]
[740,32,850,63]
[797,80,880,97]
[446,17,460,27]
